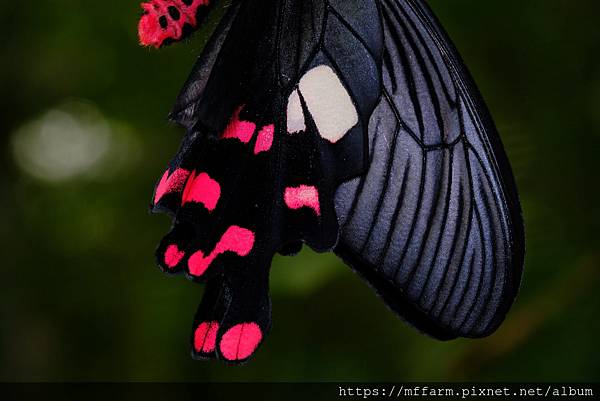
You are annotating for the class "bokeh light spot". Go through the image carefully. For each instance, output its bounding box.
[11,100,139,183]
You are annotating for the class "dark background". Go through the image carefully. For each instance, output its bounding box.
[1,0,599,382]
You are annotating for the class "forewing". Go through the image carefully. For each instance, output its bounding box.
[334,0,524,339]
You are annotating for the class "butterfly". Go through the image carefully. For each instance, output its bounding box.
[139,0,525,363]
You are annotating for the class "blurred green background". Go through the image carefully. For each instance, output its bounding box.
[1,0,599,382]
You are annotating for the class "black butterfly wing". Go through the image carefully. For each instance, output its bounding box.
[150,0,524,362]
[169,1,241,131]
[334,0,525,339]
[150,0,386,362]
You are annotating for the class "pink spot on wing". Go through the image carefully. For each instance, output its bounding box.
[221,106,256,144]
[219,322,263,361]
[194,321,219,353]
[181,171,221,211]
[284,185,321,216]
[164,244,185,269]
[188,226,255,277]
[154,168,191,204]
[253,124,274,154]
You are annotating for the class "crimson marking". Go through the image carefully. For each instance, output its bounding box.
[181,171,221,211]
[219,322,263,361]
[221,106,256,144]
[164,244,185,269]
[284,185,321,216]
[194,321,219,354]
[254,124,274,154]
[188,226,255,277]
[154,168,191,204]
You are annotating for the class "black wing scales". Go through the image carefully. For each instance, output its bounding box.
[334,0,524,339]
[169,2,242,131]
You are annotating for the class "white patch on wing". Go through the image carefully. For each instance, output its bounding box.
[298,65,358,143]
[286,89,305,134]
